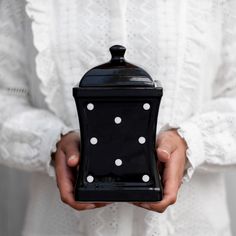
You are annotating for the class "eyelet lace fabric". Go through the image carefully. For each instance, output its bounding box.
[0,0,235,235]
[0,0,73,177]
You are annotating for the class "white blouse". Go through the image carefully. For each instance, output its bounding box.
[0,0,235,235]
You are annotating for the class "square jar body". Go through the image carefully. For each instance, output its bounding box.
[73,87,163,202]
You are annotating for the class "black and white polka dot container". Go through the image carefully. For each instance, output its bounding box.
[73,45,163,202]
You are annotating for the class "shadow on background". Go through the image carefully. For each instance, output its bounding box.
[225,171,236,236]
[0,165,30,236]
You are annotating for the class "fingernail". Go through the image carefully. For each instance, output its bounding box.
[85,204,96,210]
[159,149,170,159]
[69,155,78,161]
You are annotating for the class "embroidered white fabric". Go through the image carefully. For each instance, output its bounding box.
[0,0,235,235]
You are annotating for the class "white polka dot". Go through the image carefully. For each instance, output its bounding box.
[142,175,150,182]
[87,175,94,183]
[115,159,123,166]
[138,137,146,144]
[143,103,150,110]
[87,103,94,110]
[90,137,98,145]
[114,117,122,124]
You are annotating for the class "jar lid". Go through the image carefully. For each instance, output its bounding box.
[79,45,156,87]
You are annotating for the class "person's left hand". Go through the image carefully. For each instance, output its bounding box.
[133,129,187,213]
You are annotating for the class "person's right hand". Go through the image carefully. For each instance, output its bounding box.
[53,131,109,211]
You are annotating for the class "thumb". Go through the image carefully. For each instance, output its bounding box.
[157,148,171,162]
[156,134,177,162]
[65,145,80,167]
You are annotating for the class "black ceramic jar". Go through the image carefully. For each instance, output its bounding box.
[73,45,163,202]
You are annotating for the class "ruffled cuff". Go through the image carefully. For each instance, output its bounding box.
[177,121,205,182]
[159,121,205,182]
[40,125,75,178]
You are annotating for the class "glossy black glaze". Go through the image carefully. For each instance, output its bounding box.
[73,45,163,202]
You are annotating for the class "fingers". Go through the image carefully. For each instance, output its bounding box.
[55,149,96,211]
[156,131,178,162]
[134,180,178,213]
[134,149,184,213]
[136,192,177,213]
[54,132,110,211]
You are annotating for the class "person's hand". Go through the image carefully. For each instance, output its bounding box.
[53,131,109,211]
[133,129,187,213]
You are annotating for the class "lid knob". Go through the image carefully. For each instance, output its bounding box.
[110,45,126,64]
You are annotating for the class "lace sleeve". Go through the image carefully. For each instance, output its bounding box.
[177,0,236,181]
[0,0,71,177]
